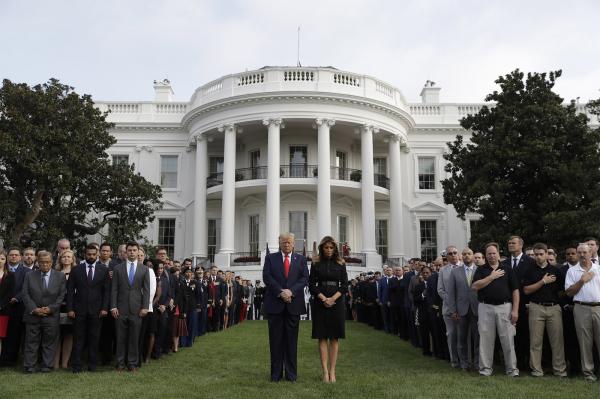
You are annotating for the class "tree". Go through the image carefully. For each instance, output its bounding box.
[442,69,600,253]
[0,78,162,250]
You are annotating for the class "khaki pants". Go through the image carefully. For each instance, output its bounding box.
[478,302,518,376]
[528,303,566,375]
[573,304,600,379]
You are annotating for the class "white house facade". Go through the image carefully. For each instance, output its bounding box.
[94,66,593,278]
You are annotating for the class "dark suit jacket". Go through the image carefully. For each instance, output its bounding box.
[10,265,31,303]
[0,272,15,314]
[21,269,67,324]
[110,261,150,317]
[388,276,405,307]
[378,276,391,304]
[501,254,535,306]
[262,252,309,315]
[66,262,110,316]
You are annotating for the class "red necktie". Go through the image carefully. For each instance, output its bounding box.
[284,255,290,279]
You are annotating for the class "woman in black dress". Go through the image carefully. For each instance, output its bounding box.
[309,236,348,383]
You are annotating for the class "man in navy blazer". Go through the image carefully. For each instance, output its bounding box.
[263,233,309,382]
[67,244,110,372]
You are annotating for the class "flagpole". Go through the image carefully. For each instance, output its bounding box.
[297,26,301,67]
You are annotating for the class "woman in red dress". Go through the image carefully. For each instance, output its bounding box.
[0,250,15,357]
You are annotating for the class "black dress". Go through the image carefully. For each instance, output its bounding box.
[309,258,348,339]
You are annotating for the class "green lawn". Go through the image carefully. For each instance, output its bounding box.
[2,321,598,398]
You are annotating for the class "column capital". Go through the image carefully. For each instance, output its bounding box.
[314,118,336,128]
[262,118,285,128]
[218,123,238,133]
[358,124,379,135]
[193,133,207,143]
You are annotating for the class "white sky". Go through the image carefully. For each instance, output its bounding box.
[1,0,598,103]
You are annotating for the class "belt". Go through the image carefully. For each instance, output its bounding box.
[574,301,600,307]
[531,301,558,307]
[317,281,339,287]
[481,300,510,306]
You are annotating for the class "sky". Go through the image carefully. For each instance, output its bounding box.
[1,0,599,103]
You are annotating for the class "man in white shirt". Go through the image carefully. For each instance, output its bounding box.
[565,243,600,381]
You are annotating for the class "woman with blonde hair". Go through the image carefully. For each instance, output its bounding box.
[54,249,77,369]
[309,236,348,383]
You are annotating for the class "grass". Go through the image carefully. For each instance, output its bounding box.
[2,321,599,399]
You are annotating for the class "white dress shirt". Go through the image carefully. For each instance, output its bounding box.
[148,267,156,312]
[565,263,600,302]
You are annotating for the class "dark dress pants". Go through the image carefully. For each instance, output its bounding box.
[72,313,102,371]
[0,303,25,365]
[115,314,142,369]
[153,310,168,358]
[268,308,300,381]
[23,319,59,369]
[99,316,116,364]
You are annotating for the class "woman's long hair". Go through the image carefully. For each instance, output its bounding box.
[55,249,77,271]
[314,236,345,265]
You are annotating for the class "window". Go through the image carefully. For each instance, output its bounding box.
[335,151,347,180]
[420,220,437,262]
[338,215,348,245]
[208,219,221,262]
[249,150,260,179]
[469,219,480,244]
[374,157,387,175]
[376,219,388,262]
[112,154,129,166]
[289,211,307,251]
[289,146,307,177]
[249,215,259,256]
[158,219,176,259]
[160,155,178,189]
[208,157,224,186]
[418,157,436,190]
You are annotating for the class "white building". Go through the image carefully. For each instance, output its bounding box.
[95,66,593,279]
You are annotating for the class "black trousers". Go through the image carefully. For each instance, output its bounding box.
[267,309,300,381]
[153,310,168,357]
[0,303,25,365]
[209,304,222,332]
[515,307,530,369]
[390,305,402,335]
[99,316,116,364]
[71,314,102,371]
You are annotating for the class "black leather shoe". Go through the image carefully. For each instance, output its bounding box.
[40,367,51,373]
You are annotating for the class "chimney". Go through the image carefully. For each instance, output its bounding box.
[420,80,441,103]
[153,79,174,102]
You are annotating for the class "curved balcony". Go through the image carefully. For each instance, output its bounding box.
[206,165,389,189]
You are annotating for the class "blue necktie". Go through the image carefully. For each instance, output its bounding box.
[128,262,135,285]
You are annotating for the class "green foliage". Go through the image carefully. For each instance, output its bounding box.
[0,78,162,251]
[443,69,600,252]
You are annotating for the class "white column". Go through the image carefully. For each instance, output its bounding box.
[388,134,404,259]
[192,134,208,259]
[216,124,236,265]
[316,118,335,240]
[263,118,283,252]
[360,124,381,268]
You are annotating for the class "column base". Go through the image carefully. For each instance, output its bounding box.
[364,252,383,270]
[213,252,231,269]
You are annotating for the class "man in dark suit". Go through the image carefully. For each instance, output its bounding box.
[21,251,66,373]
[97,242,119,365]
[378,266,393,333]
[110,241,150,372]
[263,233,309,382]
[502,235,535,370]
[388,266,405,337]
[0,247,32,367]
[207,265,226,332]
[67,244,110,373]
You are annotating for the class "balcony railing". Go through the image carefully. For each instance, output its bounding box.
[207,165,389,189]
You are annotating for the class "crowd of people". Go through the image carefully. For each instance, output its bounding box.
[0,239,266,373]
[348,236,600,380]
[1,234,600,383]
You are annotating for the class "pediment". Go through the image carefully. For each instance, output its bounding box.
[161,199,185,211]
[409,201,447,213]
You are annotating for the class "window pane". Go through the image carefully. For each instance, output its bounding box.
[160,155,178,188]
[376,219,388,261]
[289,146,307,177]
[249,215,259,256]
[209,157,224,174]
[112,154,129,166]
[418,157,436,190]
[158,218,176,259]
[338,215,348,244]
[207,219,221,262]
[374,157,387,175]
[289,211,307,250]
[420,220,437,262]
